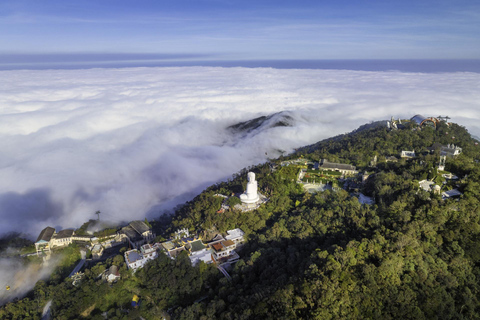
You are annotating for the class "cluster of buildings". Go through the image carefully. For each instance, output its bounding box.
[388,114,452,131]
[35,220,155,259]
[123,228,245,272]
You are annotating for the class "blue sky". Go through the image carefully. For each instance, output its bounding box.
[0,0,479,61]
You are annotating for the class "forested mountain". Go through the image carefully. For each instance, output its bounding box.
[2,120,480,319]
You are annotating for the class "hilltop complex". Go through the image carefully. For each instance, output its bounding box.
[3,114,480,320]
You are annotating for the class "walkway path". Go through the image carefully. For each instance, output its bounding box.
[68,259,86,278]
[217,265,232,281]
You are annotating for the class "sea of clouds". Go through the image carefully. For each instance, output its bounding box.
[0,67,479,239]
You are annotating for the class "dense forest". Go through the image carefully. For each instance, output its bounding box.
[2,120,480,319]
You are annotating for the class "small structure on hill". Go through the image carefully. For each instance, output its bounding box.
[386,156,398,162]
[400,150,416,159]
[419,180,435,192]
[429,143,462,157]
[224,228,245,246]
[442,189,463,200]
[441,144,462,157]
[103,265,121,283]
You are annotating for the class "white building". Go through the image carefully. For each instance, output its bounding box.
[189,248,213,266]
[225,228,245,247]
[140,243,158,260]
[400,150,416,158]
[211,240,236,261]
[124,244,159,272]
[124,250,145,272]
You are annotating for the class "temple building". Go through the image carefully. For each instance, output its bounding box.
[317,159,357,175]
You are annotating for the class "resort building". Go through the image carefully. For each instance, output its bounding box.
[50,229,75,248]
[119,220,155,249]
[35,227,79,255]
[103,265,121,283]
[35,227,55,255]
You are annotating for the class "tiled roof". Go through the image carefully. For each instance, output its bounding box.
[222,240,235,247]
[121,226,142,240]
[190,240,206,252]
[129,220,150,234]
[319,159,356,171]
[36,227,55,243]
[212,243,223,252]
[56,229,74,238]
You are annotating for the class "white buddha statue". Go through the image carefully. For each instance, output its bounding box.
[240,172,260,204]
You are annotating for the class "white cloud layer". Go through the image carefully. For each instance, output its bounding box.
[0,67,479,238]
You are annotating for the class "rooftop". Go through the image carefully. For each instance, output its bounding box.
[121,226,142,241]
[319,159,356,171]
[129,220,150,235]
[36,226,55,243]
[442,189,463,199]
[419,180,435,192]
[189,249,213,266]
[125,250,143,263]
[212,243,224,252]
[56,229,74,239]
[141,243,155,254]
[190,240,206,252]
[161,241,176,251]
[225,228,245,240]
[221,240,235,248]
